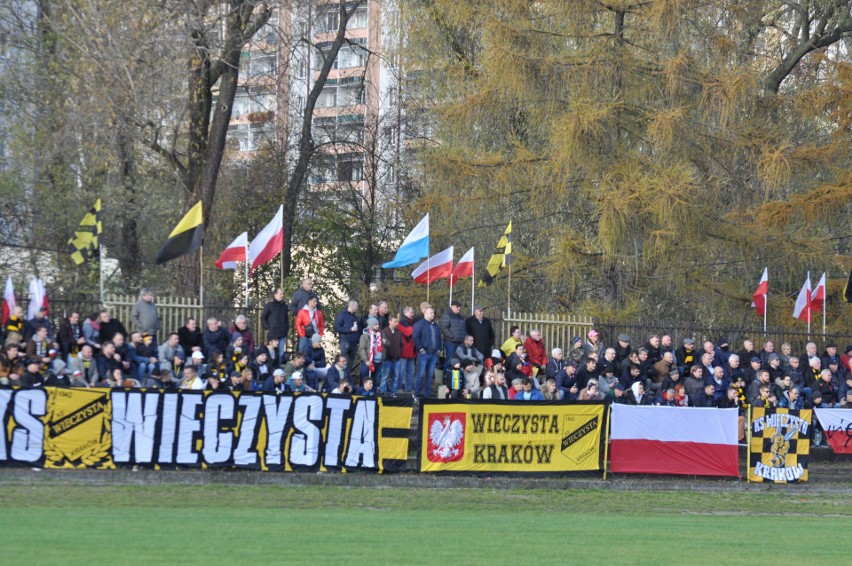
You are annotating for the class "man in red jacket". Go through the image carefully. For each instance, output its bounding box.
[295,296,325,354]
[524,329,547,376]
[396,306,416,393]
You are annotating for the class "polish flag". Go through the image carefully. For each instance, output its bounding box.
[27,277,48,319]
[751,267,768,317]
[792,274,812,322]
[610,405,739,477]
[1,277,14,326]
[449,247,474,286]
[249,205,283,275]
[810,272,826,315]
[815,408,852,454]
[412,246,454,284]
[214,232,248,270]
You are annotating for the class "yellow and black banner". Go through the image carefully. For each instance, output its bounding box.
[419,399,606,473]
[0,388,412,473]
[67,198,102,265]
[748,407,811,483]
[479,221,512,287]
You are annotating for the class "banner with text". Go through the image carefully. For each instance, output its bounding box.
[419,400,606,473]
[748,407,811,483]
[0,388,412,473]
[815,408,852,454]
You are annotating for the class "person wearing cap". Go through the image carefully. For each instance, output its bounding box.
[45,359,72,388]
[357,316,388,388]
[582,329,602,360]
[262,368,288,394]
[821,343,841,371]
[188,350,207,375]
[223,370,244,392]
[675,337,697,374]
[556,361,579,398]
[765,353,784,382]
[714,336,732,366]
[567,336,584,364]
[295,295,325,355]
[69,368,88,388]
[413,306,442,400]
[439,300,467,378]
[25,325,52,366]
[287,370,316,393]
[615,334,632,364]
[465,305,495,365]
[744,356,762,384]
[303,333,328,391]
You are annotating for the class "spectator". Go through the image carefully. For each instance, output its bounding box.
[178,318,203,355]
[694,383,718,408]
[575,358,599,390]
[202,318,230,357]
[752,384,776,408]
[413,306,441,401]
[747,370,772,405]
[382,316,403,395]
[249,350,272,383]
[295,296,324,354]
[684,365,705,403]
[303,334,328,391]
[724,354,744,384]
[557,362,579,398]
[524,329,547,374]
[779,342,793,366]
[744,356,762,384]
[673,383,689,407]
[97,342,123,384]
[356,376,377,397]
[262,368,287,394]
[289,277,319,312]
[675,338,697,373]
[465,305,495,365]
[513,377,544,401]
[377,301,391,330]
[620,363,644,391]
[334,300,361,368]
[659,367,681,393]
[82,311,103,350]
[759,340,775,368]
[358,317,388,389]
[187,351,207,376]
[262,289,290,363]
[130,288,160,341]
[655,387,676,407]
[453,335,485,371]
[58,312,86,362]
[439,300,467,377]
[324,354,351,393]
[500,326,523,359]
[286,371,315,393]
[112,333,133,376]
[766,353,783,382]
[546,348,567,381]
[660,335,675,357]
[69,344,99,386]
[614,334,632,364]
[707,367,729,402]
[3,305,25,341]
[715,336,732,366]
[98,311,128,344]
[579,379,604,401]
[626,381,652,405]
[778,386,804,410]
[482,371,508,399]
[222,370,244,392]
[25,325,52,365]
[206,350,227,382]
[158,333,185,375]
[360,303,380,331]
[281,352,306,381]
[133,333,158,380]
[651,351,675,391]
[805,357,822,389]
[610,382,628,404]
[263,338,281,368]
[700,352,715,383]
[736,339,756,365]
[331,377,353,395]
[567,336,584,364]
[542,378,563,401]
[69,369,88,388]
[814,369,839,406]
[506,344,532,378]
[20,359,45,387]
[24,306,56,346]
[774,375,793,400]
[644,335,662,365]
[226,334,246,369]
[396,306,416,393]
[802,342,819,367]
[229,315,255,355]
[0,342,24,384]
[177,365,203,390]
[583,329,603,359]
[45,360,72,388]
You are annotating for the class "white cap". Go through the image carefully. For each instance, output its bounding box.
[191,351,205,359]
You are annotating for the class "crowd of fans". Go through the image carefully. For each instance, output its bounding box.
[3,279,851,436]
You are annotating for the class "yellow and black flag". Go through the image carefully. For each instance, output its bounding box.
[479,221,512,287]
[844,268,852,303]
[67,199,103,265]
[156,201,203,264]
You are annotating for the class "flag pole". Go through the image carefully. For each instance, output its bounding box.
[449,275,453,306]
[471,253,475,315]
[245,242,250,310]
[99,245,105,306]
[823,279,826,340]
[507,260,512,317]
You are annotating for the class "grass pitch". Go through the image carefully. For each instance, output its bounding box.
[1,484,848,565]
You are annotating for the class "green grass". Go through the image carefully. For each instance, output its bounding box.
[1,486,848,565]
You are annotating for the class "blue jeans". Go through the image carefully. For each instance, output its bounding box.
[414,352,438,398]
[444,341,460,375]
[380,360,397,394]
[272,337,288,365]
[360,361,382,386]
[395,358,415,392]
[340,340,358,368]
[297,337,312,354]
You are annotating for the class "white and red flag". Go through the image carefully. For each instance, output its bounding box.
[412,246,454,284]
[610,405,739,477]
[214,232,248,270]
[792,273,812,322]
[449,247,474,286]
[1,276,15,326]
[751,267,768,316]
[815,409,852,454]
[248,206,283,275]
[810,272,826,314]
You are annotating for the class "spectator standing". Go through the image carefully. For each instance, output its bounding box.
[397,306,416,393]
[289,277,319,312]
[130,288,160,342]
[294,296,324,354]
[382,316,403,395]
[58,312,85,363]
[334,300,361,368]
[261,289,289,362]
[439,300,467,378]
[358,317,388,389]
[465,305,495,364]
[413,306,441,400]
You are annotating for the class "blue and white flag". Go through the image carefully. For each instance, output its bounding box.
[382,214,429,268]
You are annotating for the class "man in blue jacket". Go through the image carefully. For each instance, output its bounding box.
[334,300,362,369]
[413,306,441,401]
[514,378,544,400]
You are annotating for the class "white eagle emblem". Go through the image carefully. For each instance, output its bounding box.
[430,416,464,460]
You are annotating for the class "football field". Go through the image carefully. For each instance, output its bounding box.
[1,483,849,564]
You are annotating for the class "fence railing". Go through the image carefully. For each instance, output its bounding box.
[500,312,595,353]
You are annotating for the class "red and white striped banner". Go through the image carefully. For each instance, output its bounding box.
[610,405,739,477]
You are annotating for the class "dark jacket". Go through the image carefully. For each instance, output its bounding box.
[58,318,84,359]
[305,346,327,369]
[261,299,290,340]
[178,326,203,354]
[261,376,286,394]
[626,390,653,406]
[334,309,362,344]
[413,319,442,354]
[546,358,568,380]
[99,319,127,344]
[228,324,256,355]
[203,327,230,357]
[438,311,467,344]
[289,288,319,312]
[20,370,45,388]
[694,390,719,408]
[465,315,495,359]
[382,327,404,361]
[324,364,350,392]
[24,316,55,343]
